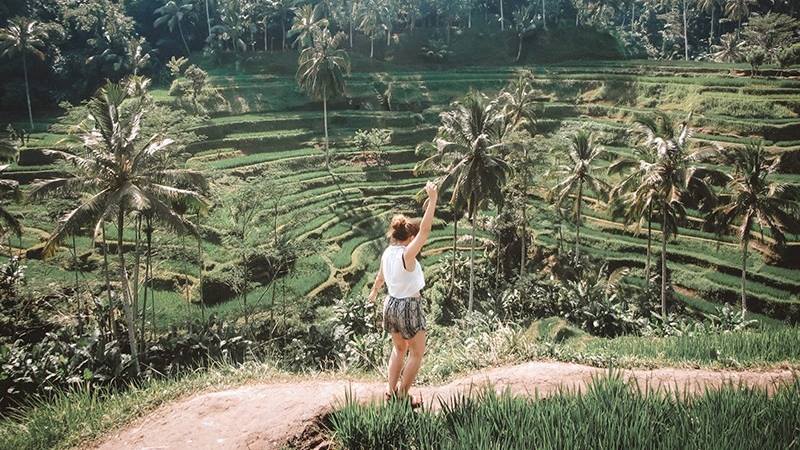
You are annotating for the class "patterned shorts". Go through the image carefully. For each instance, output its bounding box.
[383,295,427,340]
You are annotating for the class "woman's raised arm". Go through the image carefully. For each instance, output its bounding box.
[404,181,438,268]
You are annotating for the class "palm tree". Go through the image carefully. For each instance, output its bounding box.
[497,71,540,276]
[204,0,213,39]
[635,112,720,317]
[269,0,298,50]
[431,91,511,311]
[0,17,51,129]
[709,142,800,316]
[289,4,328,48]
[296,28,350,172]
[500,0,506,31]
[28,81,207,375]
[711,32,745,62]
[496,70,539,134]
[357,0,385,58]
[511,6,537,63]
[608,145,659,283]
[697,0,718,46]
[550,131,609,262]
[0,139,21,241]
[724,0,750,37]
[154,0,195,56]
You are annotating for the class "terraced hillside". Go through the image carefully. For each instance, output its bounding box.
[5,60,800,325]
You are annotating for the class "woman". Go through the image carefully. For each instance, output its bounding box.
[369,181,438,407]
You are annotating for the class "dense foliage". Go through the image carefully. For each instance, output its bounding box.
[2,0,798,118]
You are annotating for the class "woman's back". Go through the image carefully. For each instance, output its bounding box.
[381,245,425,298]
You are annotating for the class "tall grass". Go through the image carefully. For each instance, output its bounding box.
[578,327,800,367]
[329,375,800,450]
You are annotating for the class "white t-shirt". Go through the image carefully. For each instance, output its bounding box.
[381,245,425,298]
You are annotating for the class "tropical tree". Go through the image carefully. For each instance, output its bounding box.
[724,0,750,37]
[679,0,693,60]
[511,5,537,62]
[634,112,720,317]
[608,144,659,283]
[711,32,745,62]
[709,142,800,315]
[496,70,539,135]
[296,28,350,172]
[500,0,506,30]
[154,0,196,56]
[203,0,214,38]
[28,81,207,375]
[289,4,328,48]
[357,0,387,58]
[0,17,52,129]
[428,91,511,311]
[696,0,718,46]
[550,131,609,262]
[497,71,540,275]
[742,12,799,62]
[269,0,298,50]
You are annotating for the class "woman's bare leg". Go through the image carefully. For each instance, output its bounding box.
[387,332,407,394]
[398,330,426,396]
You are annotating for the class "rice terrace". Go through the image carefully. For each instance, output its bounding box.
[0,0,799,448]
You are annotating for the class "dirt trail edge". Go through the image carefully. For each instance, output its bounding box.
[90,361,796,450]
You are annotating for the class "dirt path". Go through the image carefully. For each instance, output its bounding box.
[90,361,796,450]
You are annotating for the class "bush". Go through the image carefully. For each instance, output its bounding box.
[329,295,385,370]
[777,43,800,69]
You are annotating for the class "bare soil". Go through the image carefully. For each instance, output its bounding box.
[89,361,796,450]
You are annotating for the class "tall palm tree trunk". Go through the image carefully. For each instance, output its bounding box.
[741,238,748,316]
[542,0,547,29]
[198,212,205,322]
[178,20,191,56]
[500,0,505,31]
[132,217,141,338]
[205,0,212,38]
[323,87,330,171]
[660,209,668,317]
[468,203,476,312]
[370,37,374,58]
[72,234,80,303]
[520,209,527,278]
[22,52,34,129]
[709,6,715,46]
[140,218,152,352]
[516,33,524,62]
[117,209,141,375]
[101,224,116,339]
[645,205,652,283]
[450,215,458,299]
[683,0,689,60]
[575,180,583,260]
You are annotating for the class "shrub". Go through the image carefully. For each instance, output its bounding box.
[420,39,452,62]
[351,128,392,166]
[329,295,385,370]
[777,43,800,69]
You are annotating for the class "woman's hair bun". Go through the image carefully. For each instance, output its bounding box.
[387,214,420,242]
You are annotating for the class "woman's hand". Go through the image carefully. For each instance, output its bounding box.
[424,181,438,200]
[368,288,378,304]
